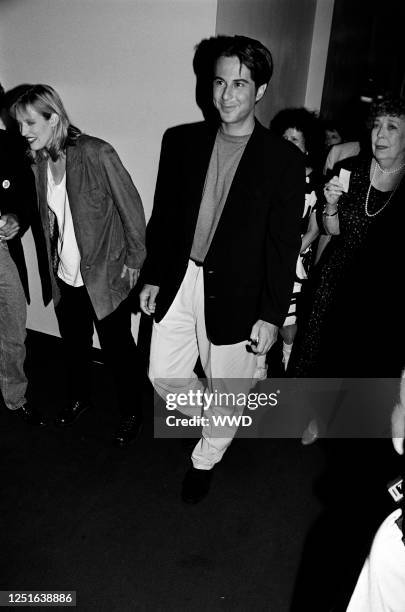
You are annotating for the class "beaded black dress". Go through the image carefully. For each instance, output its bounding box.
[288,158,405,378]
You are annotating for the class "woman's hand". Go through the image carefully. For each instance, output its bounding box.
[324,176,344,207]
[300,210,319,253]
[121,265,140,289]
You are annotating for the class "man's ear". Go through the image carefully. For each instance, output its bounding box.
[255,83,267,103]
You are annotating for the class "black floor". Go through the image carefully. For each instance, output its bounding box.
[1,331,401,611]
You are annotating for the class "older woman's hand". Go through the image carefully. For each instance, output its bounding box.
[324,175,344,207]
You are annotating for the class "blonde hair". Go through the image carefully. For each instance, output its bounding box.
[11,84,81,161]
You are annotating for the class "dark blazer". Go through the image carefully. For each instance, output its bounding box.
[142,120,305,345]
[0,130,37,302]
[33,134,146,320]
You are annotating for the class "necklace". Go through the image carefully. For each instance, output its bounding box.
[364,162,403,217]
[376,160,405,174]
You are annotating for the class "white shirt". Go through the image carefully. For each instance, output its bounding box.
[347,509,405,612]
[47,164,83,287]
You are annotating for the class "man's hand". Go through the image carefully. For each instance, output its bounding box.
[139,284,160,316]
[0,214,20,241]
[392,374,405,455]
[121,265,140,289]
[249,320,278,356]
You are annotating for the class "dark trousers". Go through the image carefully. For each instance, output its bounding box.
[55,280,144,416]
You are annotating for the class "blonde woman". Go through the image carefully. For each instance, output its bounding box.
[13,85,146,446]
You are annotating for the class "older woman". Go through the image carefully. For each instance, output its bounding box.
[287,98,405,609]
[289,96,405,379]
[13,85,146,446]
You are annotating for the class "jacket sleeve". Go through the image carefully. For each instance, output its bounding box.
[259,146,305,327]
[98,142,146,269]
[2,138,35,236]
[140,129,174,287]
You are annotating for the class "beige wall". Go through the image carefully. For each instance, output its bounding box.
[305,0,335,112]
[0,0,217,339]
[216,0,317,125]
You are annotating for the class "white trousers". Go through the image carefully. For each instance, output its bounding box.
[149,260,258,469]
[347,509,405,612]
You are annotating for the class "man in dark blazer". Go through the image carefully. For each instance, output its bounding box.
[0,126,45,425]
[140,36,305,502]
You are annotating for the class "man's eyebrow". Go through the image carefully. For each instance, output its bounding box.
[213,76,250,83]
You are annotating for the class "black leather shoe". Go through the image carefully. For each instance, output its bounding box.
[113,414,143,447]
[181,466,213,504]
[15,402,46,427]
[54,399,90,427]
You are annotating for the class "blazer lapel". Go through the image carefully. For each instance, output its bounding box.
[32,158,62,304]
[218,120,269,216]
[228,120,267,196]
[184,123,218,226]
[34,158,49,231]
[65,141,82,218]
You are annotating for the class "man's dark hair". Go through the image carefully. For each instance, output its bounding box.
[193,37,226,122]
[192,35,273,120]
[215,35,273,89]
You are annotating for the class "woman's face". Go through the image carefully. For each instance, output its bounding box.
[371,114,405,167]
[325,128,342,148]
[16,105,56,152]
[283,127,306,154]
